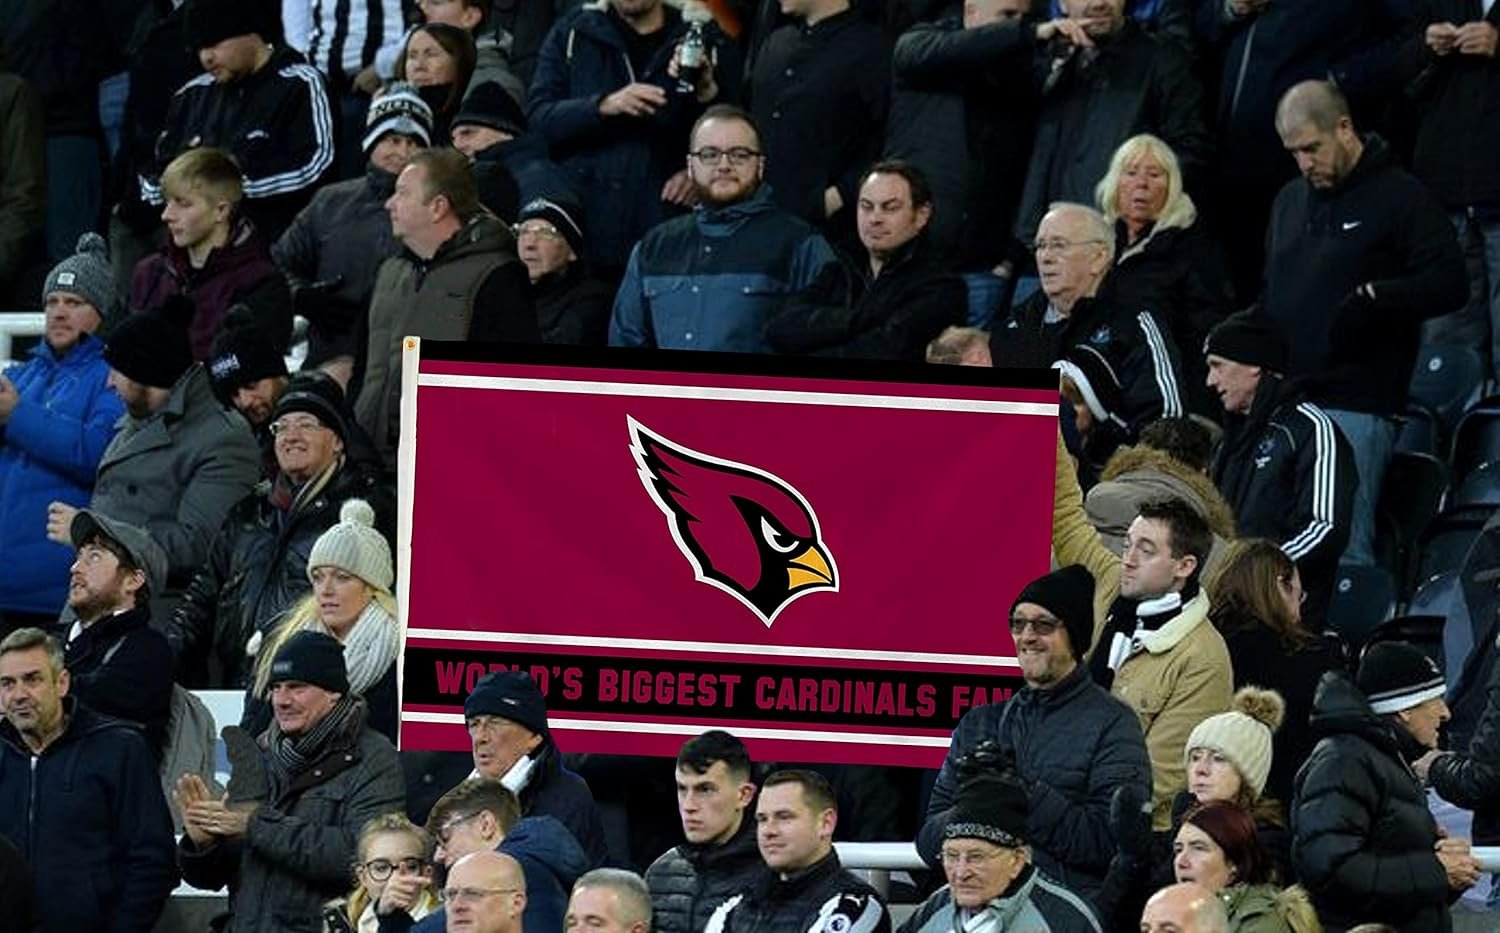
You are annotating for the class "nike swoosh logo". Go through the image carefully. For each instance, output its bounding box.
[1342,221,1362,231]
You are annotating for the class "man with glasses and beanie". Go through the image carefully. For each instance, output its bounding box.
[1205,310,1355,626]
[168,374,390,688]
[992,202,1183,444]
[515,197,614,346]
[908,758,1103,933]
[918,564,1150,905]
[414,777,589,933]
[609,104,836,353]
[175,628,405,932]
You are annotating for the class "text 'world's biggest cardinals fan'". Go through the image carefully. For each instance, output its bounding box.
[395,341,1058,767]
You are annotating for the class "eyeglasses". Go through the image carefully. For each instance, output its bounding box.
[1031,238,1107,255]
[362,857,428,881]
[269,416,329,437]
[512,223,562,240]
[435,810,483,846]
[1008,615,1063,637]
[689,147,761,167]
[940,848,1009,868]
[443,886,521,904]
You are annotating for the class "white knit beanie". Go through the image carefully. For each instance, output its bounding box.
[1184,687,1285,798]
[308,499,393,593]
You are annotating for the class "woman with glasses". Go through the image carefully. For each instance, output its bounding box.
[242,498,402,742]
[327,814,441,932]
[1205,539,1345,806]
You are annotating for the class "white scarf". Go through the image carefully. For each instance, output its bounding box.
[318,601,400,694]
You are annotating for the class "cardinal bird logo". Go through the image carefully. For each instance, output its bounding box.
[628,417,838,626]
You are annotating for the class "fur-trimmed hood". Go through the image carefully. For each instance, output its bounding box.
[1091,444,1237,540]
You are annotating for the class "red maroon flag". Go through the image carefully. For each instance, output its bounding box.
[397,342,1059,767]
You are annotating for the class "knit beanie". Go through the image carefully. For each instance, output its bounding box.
[452,81,528,139]
[307,499,393,593]
[104,296,195,389]
[1011,564,1096,660]
[464,670,550,736]
[273,372,349,443]
[1204,311,1288,373]
[44,233,116,320]
[363,82,434,155]
[208,312,288,396]
[1357,642,1446,715]
[517,197,586,258]
[268,629,350,694]
[1053,345,1126,429]
[183,0,269,49]
[944,767,1030,847]
[1184,687,1285,797]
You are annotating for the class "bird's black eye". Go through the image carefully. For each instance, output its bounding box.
[760,516,798,553]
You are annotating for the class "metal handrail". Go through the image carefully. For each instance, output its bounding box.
[0,313,46,366]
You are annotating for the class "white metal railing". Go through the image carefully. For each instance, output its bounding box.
[0,313,45,366]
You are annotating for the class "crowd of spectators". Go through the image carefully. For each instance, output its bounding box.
[2,0,1500,930]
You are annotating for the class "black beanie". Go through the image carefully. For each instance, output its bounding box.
[944,767,1030,847]
[452,81,528,139]
[208,312,288,397]
[464,670,549,736]
[184,0,270,49]
[517,197,587,259]
[105,296,195,390]
[1053,345,1126,430]
[268,630,349,695]
[1357,641,1445,715]
[1204,311,1288,373]
[1011,564,1096,660]
[272,372,350,443]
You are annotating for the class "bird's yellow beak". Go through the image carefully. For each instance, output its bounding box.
[786,543,834,589]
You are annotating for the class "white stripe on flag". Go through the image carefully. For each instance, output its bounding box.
[400,712,955,746]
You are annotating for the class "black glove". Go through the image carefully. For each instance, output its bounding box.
[1110,783,1153,863]
[222,725,270,804]
[954,739,1017,786]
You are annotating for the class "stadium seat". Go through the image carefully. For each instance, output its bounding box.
[1452,396,1500,482]
[1410,343,1485,435]
[1376,451,1449,593]
[1327,564,1396,649]
[1412,506,1494,589]
[1453,461,1500,509]
[1395,402,1443,457]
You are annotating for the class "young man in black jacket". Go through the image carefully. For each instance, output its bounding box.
[647,730,761,933]
[766,161,965,361]
[1262,80,1466,569]
[1204,312,1354,627]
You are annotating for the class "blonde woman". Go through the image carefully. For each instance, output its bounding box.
[326,814,440,933]
[243,498,401,741]
[1095,133,1232,416]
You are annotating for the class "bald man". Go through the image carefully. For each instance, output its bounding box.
[1140,882,1229,933]
[567,868,652,933]
[446,851,527,933]
[1263,79,1466,571]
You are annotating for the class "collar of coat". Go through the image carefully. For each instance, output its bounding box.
[1130,587,1211,655]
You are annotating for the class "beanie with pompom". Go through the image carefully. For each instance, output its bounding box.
[307,499,392,593]
[44,232,117,321]
[1184,686,1286,798]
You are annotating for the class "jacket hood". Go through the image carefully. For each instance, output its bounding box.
[696,185,780,235]
[162,215,270,279]
[30,331,106,366]
[502,814,590,886]
[1096,446,1238,538]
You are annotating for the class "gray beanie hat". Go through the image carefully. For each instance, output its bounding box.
[308,499,393,593]
[44,233,116,319]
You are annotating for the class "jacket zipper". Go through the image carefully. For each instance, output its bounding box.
[1229,20,1259,122]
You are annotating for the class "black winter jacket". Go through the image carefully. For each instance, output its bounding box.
[56,605,174,758]
[522,742,611,869]
[750,8,891,229]
[535,263,614,346]
[0,832,35,933]
[765,236,966,361]
[1100,220,1232,418]
[144,45,335,241]
[992,292,1185,437]
[646,819,764,933]
[0,700,178,933]
[1261,135,1467,416]
[1015,20,1210,244]
[166,462,393,689]
[885,12,1037,267]
[917,665,1151,902]
[1398,0,1500,211]
[1430,653,1500,845]
[1212,375,1354,626]
[1291,673,1451,933]
[706,851,890,933]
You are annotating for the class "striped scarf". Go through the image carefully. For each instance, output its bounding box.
[269,693,363,777]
